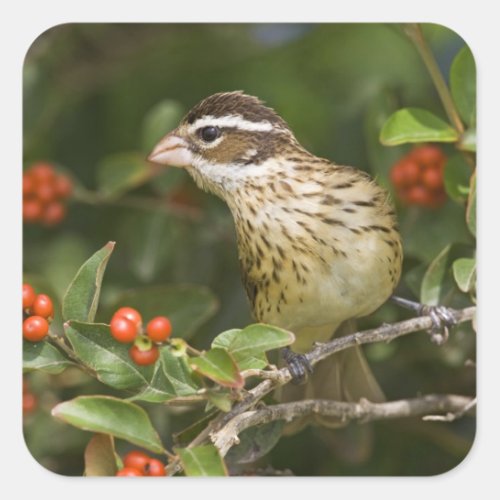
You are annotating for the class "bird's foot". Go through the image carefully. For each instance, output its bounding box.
[281,347,313,385]
[391,296,457,345]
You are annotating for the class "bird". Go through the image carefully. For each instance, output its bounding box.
[148,91,403,432]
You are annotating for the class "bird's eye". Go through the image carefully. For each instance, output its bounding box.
[200,126,220,142]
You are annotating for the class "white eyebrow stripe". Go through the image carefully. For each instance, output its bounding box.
[188,115,274,134]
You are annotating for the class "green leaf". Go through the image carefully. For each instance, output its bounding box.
[104,285,218,340]
[450,46,476,127]
[84,434,118,476]
[96,153,154,199]
[23,340,73,374]
[65,321,152,390]
[173,412,218,448]
[62,242,115,323]
[444,154,471,202]
[160,347,200,396]
[190,348,243,388]
[142,100,184,153]
[225,421,284,464]
[212,324,295,371]
[421,245,452,305]
[452,257,476,293]
[52,396,164,454]
[176,445,228,476]
[466,173,476,237]
[128,359,177,403]
[118,212,175,283]
[379,108,458,146]
[459,128,476,152]
[206,390,233,412]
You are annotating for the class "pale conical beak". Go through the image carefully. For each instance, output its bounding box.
[147,131,193,167]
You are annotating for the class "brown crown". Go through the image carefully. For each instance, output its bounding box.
[183,91,288,128]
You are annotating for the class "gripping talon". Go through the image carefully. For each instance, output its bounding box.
[391,296,457,346]
[282,347,313,385]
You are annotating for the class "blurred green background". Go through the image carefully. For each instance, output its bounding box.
[23,23,475,476]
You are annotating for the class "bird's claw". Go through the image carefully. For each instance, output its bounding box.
[282,347,313,385]
[419,305,457,345]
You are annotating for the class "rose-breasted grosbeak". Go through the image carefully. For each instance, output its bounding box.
[149,91,402,431]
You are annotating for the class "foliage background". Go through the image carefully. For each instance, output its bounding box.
[23,23,475,476]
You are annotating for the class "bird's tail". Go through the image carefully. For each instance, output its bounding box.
[277,320,385,435]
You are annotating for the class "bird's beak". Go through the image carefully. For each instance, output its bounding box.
[147,130,192,167]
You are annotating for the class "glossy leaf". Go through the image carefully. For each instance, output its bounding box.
[52,396,164,454]
[379,108,458,146]
[444,155,471,202]
[23,340,73,374]
[190,348,243,388]
[105,285,218,340]
[160,347,201,396]
[173,412,218,448]
[118,212,175,283]
[421,245,452,305]
[459,128,476,152]
[96,153,154,199]
[452,257,476,293]
[466,173,476,237]
[142,99,184,153]
[206,390,233,412]
[84,434,118,476]
[225,421,284,464]
[65,321,152,390]
[177,445,228,476]
[62,242,114,323]
[450,46,476,127]
[128,359,177,403]
[212,324,295,371]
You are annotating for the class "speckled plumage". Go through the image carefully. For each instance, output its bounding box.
[149,91,403,430]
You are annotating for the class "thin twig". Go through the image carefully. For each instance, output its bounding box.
[404,23,465,135]
[211,394,475,457]
[212,306,475,433]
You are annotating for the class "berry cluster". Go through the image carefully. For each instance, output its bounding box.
[390,145,447,208]
[23,378,37,414]
[110,307,172,366]
[116,450,166,476]
[22,283,54,342]
[23,162,73,226]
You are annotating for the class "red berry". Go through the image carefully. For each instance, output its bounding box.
[36,180,57,204]
[116,467,144,477]
[129,344,159,366]
[23,198,43,222]
[30,163,56,183]
[23,284,36,310]
[110,316,138,343]
[23,316,49,342]
[422,167,444,191]
[22,392,37,413]
[146,458,166,476]
[41,201,67,226]
[113,307,142,330]
[411,145,445,168]
[405,185,434,206]
[390,159,420,188]
[31,293,54,319]
[54,175,73,199]
[23,174,35,196]
[146,316,172,342]
[123,451,150,474]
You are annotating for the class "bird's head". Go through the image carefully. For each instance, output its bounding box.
[148,92,300,199]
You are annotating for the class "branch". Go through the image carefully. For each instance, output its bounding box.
[211,394,475,457]
[212,306,476,433]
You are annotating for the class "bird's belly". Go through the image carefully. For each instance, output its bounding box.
[260,237,396,333]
